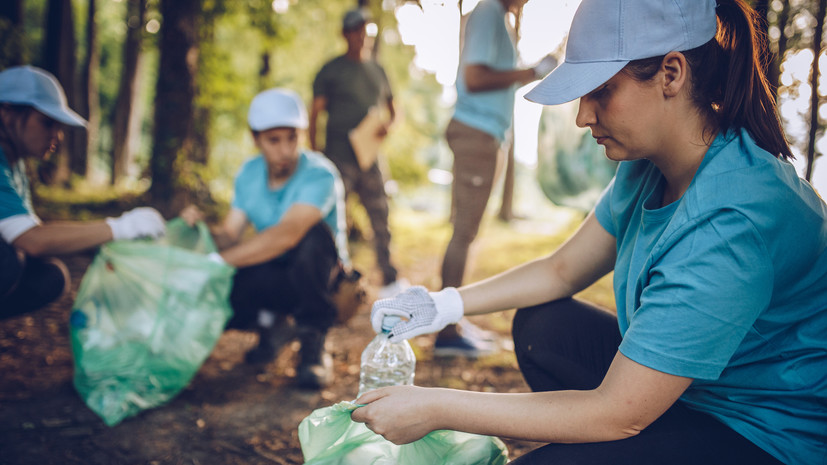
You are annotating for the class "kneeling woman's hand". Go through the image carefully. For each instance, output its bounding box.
[351,385,446,445]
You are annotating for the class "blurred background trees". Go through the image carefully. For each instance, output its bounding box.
[0,0,823,217]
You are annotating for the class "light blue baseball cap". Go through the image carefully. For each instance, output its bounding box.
[525,0,717,106]
[0,65,87,127]
[248,88,308,131]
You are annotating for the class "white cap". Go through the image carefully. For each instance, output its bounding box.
[525,0,717,106]
[247,88,308,131]
[0,65,87,127]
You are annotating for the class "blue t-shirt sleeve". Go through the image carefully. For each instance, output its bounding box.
[293,169,337,216]
[594,177,617,236]
[619,210,774,380]
[462,2,502,66]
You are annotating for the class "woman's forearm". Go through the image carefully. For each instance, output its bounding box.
[13,221,113,256]
[459,255,570,315]
[434,388,638,443]
[460,212,616,316]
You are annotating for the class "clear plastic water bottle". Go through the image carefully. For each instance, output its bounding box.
[358,316,416,396]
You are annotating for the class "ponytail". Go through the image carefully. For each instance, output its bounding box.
[713,0,792,160]
[625,0,792,160]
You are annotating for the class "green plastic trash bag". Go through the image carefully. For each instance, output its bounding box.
[537,100,618,211]
[69,218,234,426]
[299,401,509,465]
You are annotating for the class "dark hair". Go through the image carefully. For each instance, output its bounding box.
[0,103,34,163]
[623,0,792,160]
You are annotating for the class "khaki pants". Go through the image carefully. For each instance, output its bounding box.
[441,119,505,288]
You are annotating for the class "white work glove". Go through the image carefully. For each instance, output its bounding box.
[370,286,464,342]
[533,54,558,80]
[106,207,166,241]
[207,252,226,264]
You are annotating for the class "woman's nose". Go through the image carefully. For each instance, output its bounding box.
[575,98,595,128]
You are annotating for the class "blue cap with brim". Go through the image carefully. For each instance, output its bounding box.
[525,0,717,106]
[0,65,87,127]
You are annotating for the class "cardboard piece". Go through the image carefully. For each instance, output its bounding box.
[348,106,389,171]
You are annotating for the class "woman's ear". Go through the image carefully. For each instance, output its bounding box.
[660,51,688,98]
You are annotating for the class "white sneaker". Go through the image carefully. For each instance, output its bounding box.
[378,278,411,299]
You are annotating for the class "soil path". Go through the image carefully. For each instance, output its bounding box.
[0,252,542,464]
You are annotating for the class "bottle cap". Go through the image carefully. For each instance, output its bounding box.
[381,315,402,333]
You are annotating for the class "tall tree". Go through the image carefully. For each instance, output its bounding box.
[805,0,826,182]
[41,0,77,186]
[0,0,25,68]
[72,0,100,179]
[111,0,147,184]
[149,0,201,215]
[767,0,792,96]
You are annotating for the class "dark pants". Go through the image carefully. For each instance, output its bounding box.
[226,222,339,332]
[0,240,68,319]
[324,134,397,285]
[509,298,783,465]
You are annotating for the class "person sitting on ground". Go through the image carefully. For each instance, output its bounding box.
[0,65,166,319]
[354,1,827,464]
[181,88,349,389]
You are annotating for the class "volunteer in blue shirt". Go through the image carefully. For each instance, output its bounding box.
[355,1,827,464]
[0,66,165,318]
[181,88,349,389]
[436,0,556,357]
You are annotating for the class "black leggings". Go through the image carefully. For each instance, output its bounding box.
[226,221,339,332]
[509,298,783,465]
[0,240,68,319]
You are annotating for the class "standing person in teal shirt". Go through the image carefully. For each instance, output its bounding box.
[436,0,555,357]
[357,1,826,463]
[182,88,349,389]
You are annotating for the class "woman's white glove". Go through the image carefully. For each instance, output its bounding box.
[533,54,558,80]
[106,207,166,241]
[370,286,464,342]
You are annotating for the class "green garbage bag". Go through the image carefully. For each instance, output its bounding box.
[299,401,509,465]
[537,100,618,211]
[69,218,234,426]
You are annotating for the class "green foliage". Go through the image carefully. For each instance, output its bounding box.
[190,0,445,196]
[34,178,150,220]
[0,18,27,68]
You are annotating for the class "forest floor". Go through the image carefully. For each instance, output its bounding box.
[0,190,609,465]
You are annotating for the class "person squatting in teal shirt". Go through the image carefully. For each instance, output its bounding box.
[1,66,165,318]
[181,88,349,390]
[358,1,826,464]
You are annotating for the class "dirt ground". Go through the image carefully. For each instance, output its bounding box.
[0,251,544,464]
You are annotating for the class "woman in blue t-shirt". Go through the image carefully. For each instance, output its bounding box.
[0,66,165,318]
[355,1,826,464]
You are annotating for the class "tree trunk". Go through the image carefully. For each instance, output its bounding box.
[41,0,77,187]
[768,0,791,96]
[754,0,774,90]
[74,0,99,180]
[149,0,201,215]
[111,0,146,184]
[805,0,826,182]
[192,13,217,168]
[0,0,25,68]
